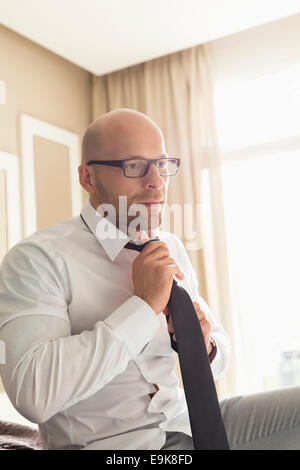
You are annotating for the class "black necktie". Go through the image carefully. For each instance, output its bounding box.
[124,237,230,450]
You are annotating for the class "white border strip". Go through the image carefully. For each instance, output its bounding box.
[20,114,81,236]
[0,151,22,248]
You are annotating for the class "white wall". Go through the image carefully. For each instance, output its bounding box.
[210,13,300,83]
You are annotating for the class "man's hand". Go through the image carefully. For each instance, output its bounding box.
[132,241,185,315]
[163,301,213,355]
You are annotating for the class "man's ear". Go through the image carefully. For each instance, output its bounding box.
[78,165,96,194]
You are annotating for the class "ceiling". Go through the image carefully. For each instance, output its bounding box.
[1,0,300,76]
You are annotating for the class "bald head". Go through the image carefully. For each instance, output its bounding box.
[79,108,169,231]
[81,108,165,165]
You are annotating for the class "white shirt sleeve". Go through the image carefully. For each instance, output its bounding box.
[171,235,231,380]
[0,241,160,424]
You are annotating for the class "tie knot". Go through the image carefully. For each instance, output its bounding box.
[124,236,160,252]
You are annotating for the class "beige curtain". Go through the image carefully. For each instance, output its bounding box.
[92,44,236,398]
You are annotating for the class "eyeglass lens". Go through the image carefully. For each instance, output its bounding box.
[124,159,178,177]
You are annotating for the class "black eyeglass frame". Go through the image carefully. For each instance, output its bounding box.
[86,157,181,178]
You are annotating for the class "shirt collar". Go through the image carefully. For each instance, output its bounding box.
[80,199,158,262]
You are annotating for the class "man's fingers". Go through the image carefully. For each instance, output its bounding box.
[154,254,185,281]
[193,301,205,321]
[168,313,175,333]
[168,264,185,281]
[162,308,176,340]
[166,260,184,280]
[138,241,168,258]
[165,302,209,347]
[193,302,211,350]
[200,318,211,336]
[137,241,185,281]
[163,306,170,316]
[167,314,176,342]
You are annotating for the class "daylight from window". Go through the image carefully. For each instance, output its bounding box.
[214,64,300,394]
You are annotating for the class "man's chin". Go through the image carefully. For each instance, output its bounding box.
[148,216,163,233]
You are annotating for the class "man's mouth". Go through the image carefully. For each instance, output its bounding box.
[140,201,164,206]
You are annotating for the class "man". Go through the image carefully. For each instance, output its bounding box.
[0,108,300,450]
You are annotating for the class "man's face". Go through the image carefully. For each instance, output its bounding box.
[89,118,169,236]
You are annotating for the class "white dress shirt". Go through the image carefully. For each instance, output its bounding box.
[0,199,230,450]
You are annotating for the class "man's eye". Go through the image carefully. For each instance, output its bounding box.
[128,163,138,170]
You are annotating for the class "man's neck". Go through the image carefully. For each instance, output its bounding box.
[88,197,156,242]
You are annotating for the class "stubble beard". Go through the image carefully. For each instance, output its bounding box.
[94,179,163,236]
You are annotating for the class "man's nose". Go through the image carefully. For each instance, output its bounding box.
[143,162,165,189]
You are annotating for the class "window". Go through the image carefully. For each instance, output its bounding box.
[221,148,300,393]
[213,59,300,394]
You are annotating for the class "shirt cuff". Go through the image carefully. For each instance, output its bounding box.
[209,338,217,363]
[100,295,160,357]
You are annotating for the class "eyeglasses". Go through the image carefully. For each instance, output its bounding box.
[86,157,180,178]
